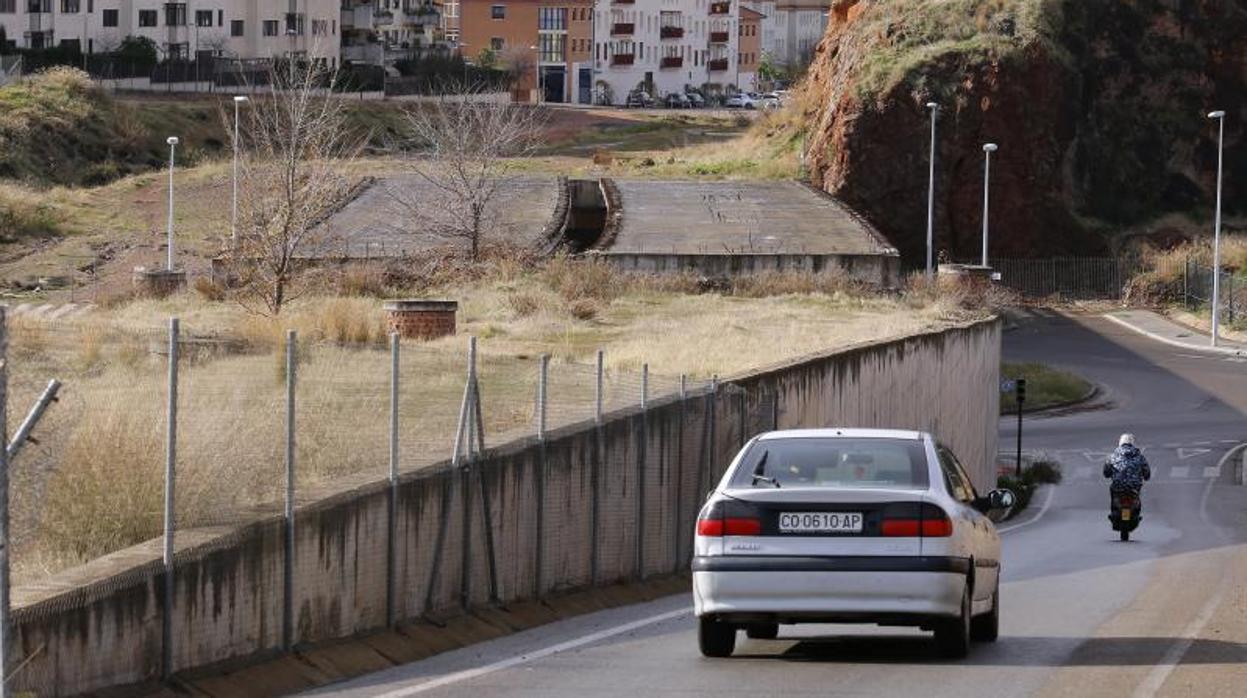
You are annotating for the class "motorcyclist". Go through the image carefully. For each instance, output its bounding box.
[1103,433,1151,504]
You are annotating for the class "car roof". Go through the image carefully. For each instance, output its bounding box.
[754,428,927,442]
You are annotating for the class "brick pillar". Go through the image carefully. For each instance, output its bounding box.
[383,300,458,340]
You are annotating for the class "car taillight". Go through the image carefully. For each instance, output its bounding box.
[696,499,762,537]
[881,503,952,537]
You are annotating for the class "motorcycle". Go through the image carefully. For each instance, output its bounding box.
[1109,491,1142,541]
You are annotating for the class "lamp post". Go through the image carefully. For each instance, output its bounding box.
[981,142,998,267]
[1208,110,1226,346]
[529,43,542,103]
[231,96,248,248]
[166,137,179,271]
[924,101,938,280]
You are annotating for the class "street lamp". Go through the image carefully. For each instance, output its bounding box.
[166,137,180,271]
[1208,110,1226,346]
[981,142,998,267]
[231,96,249,248]
[529,43,542,104]
[924,101,938,280]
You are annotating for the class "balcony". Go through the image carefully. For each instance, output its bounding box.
[660,26,683,39]
[374,10,394,25]
[612,0,635,4]
[611,53,635,66]
[611,22,634,36]
[709,31,729,43]
[660,56,682,68]
[709,2,730,15]
[707,58,728,71]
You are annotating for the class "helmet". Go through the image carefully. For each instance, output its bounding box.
[1119,433,1136,447]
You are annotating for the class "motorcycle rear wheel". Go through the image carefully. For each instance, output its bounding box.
[1120,529,1130,542]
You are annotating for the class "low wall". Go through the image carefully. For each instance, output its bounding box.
[10,318,999,695]
[595,252,903,287]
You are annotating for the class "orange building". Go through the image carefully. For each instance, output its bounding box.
[460,0,594,103]
[738,6,764,90]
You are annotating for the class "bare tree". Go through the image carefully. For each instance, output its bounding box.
[224,59,366,315]
[387,93,544,261]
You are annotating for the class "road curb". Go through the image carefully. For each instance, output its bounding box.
[1103,313,1247,357]
[1010,383,1101,416]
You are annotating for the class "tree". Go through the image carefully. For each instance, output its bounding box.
[476,47,498,70]
[117,36,158,65]
[224,59,366,315]
[386,93,544,261]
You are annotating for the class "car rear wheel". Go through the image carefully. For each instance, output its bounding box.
[970,588,999,642]
[745,622,779,640]
[699,617,737,657]
[934,581,971,658]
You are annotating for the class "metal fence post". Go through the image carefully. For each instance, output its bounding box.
[534,355,549,596]
[635,362,648,580]
[672,374,687,572]
[641,363,649,411]
[595,349,604,424]
[386,333,399,628]
[283,330,296,651]
[1183,257,1190,309]
[0,308,9,698]
[161,317,179,679]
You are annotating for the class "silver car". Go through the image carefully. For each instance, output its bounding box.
[693,428,1015,658]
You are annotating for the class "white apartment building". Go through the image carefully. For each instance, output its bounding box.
[0,1,340,64]
[742,0,826,69]
[340,0,442,66]
[594,0,740,104]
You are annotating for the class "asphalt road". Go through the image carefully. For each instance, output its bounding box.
[304,312,1247,698]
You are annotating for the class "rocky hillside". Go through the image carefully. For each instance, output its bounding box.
[802,0,1246,263]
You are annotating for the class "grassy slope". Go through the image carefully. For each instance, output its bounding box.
[999,361,1092,413]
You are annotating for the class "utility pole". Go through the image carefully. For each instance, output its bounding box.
[924,102,938,279]
[1015,379,1026,478]
[1207,110,1226,347]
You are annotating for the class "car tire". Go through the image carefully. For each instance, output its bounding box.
[934,581,971,658]
[698,617,736,657]
[745,622,779,640]
[970,587,999,642]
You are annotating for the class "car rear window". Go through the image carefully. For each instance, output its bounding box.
[730,437,930,490]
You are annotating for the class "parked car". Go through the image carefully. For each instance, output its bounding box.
[760,93,782,110]
[723,93,757,109]
[693,428,1015,659]
[626,90,655,108]
[666,92,692,109]
[685,91,706,108]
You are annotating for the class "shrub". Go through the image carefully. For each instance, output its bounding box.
[505,289,546,318]
[566,298,601,321]
[193,276,227,302]
[1026,459,1063,485]
[543,256,621,303]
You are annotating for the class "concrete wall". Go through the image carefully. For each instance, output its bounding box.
[10,318,999,695]
[595,251,902,287]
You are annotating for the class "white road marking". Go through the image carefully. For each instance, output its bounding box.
[1203,465,1221,479]
[1176,448,1211,460]
[998,484,1055,535]
[371,608,689,697]
[1170,466,1190,479]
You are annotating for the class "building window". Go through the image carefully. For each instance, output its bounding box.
[263,20,278,37]
[312,19,329,37]
[102,8,118,26]
[538,33,564,63]
[538,7,565,30]
[218,10,223,26]
[195,10,212,27]
[285,12,304,36]
[231,19,244,36]
[139,9,158,27]
[0,0,15,12]
[60,0,79,12]
[490,37,503,51]
[490,5,504,19]
[164,3,187,27]
[167,42,188,59]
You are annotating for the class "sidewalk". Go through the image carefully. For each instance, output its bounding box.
[1104,309,1247,357]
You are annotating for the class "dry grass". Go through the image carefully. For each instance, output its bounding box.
[1125,236,1247,305]
[7,257,993,584]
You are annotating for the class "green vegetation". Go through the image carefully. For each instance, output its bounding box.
[997,459,1063,517]
[1000,361,1092,413]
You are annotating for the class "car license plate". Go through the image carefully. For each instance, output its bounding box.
[1121,509,1132,521]
[778,512,863,533]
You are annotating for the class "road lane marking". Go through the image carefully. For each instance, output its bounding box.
[1176,448,1211,460]
[1203,465,1221,479]
[1169,466,1190,479]
[371,608,689,697]
[998,484,1055,535]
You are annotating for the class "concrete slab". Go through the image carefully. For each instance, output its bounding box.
[604,179,896,256]
[314,175,563,258]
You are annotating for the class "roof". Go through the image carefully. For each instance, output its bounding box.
[756,428,927,441]
[601,180,898,256]
[741,7,767,20]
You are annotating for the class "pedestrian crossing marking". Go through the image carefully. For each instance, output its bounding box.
[1170,466,1190,479]
[1204,466,1221,479]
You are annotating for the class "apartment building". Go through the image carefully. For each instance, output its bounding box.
[736,3,758,90]
[0,1,340,64]
[340,0,442,66]
[741,0,826,69]
[460,0,591,103]
[594,0,741,104]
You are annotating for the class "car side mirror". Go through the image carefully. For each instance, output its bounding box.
[973,488,1016,517]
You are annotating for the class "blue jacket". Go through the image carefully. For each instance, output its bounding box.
[1103,444,1151,493]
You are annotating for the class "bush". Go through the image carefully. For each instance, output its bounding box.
[193,276,227,302]
[543,256,621,303]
